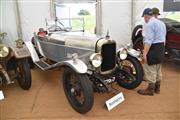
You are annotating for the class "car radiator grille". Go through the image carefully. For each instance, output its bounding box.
[101,43,116,72]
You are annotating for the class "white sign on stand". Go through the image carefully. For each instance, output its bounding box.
[105,92,125,111]
[0,90,4,100]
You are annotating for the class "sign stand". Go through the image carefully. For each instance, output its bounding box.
[0,90,4,100]
[105,92,125,111]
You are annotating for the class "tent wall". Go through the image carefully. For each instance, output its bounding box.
[101,0,132,46]
[0,0,18,45]
[0,0,50,43]
[18,0,50,42]
[0,0,165,47]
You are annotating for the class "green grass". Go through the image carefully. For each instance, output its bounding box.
[71,13,180,33]
[166,12,180,22]
[71,15,95,33]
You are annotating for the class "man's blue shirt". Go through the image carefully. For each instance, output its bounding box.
[144,17,166,45]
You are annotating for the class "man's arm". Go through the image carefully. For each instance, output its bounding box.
[143,43,151,63]
[143,23,154,63]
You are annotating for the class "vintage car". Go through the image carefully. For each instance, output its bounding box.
[0,32,31,90]
[132,18,180,63]
[27,18,143,114]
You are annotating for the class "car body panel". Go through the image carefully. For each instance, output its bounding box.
[34,34,94,63]
[159,18,180,49]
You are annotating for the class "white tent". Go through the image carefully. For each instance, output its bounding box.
[0,0,169,47]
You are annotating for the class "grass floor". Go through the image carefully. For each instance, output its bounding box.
[165,12,180,22]
[71,13,180,33]
[71,15,95,33]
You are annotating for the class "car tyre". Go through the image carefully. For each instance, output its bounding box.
[117,55,143,89]
[63,67,94,114]
[132,25,143,43]
[17,58,32,90]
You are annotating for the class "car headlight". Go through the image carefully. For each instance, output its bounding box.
[0,45,9,58]
[90,53,102,68]
[118,48,128,60]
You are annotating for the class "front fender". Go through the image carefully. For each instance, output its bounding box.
[62,59,88,74]
[127,48,141,59]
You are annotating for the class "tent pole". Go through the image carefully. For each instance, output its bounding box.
[131,0,134,32]
[14,0,23,39]
[96,0,102,35]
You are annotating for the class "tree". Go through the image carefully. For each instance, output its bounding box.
[78,9,90,16]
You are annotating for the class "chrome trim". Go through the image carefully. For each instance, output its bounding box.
[96,38,116,75]
[127,48,141,58]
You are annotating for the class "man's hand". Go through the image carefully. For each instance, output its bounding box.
[142,53,147,64]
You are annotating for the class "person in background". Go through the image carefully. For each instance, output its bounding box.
[152,7,160,18]
[137,8,166,96]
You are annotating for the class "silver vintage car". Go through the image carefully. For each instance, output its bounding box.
[27,18,143,114]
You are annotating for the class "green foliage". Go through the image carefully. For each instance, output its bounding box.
[78,9,90,16]
[72,15,95,33]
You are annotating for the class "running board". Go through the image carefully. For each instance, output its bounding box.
[25,41,61,71]
[35,60,49,70]
[35,60,61,71]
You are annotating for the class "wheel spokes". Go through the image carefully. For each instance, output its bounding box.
[69,74,85,105]
[119,60,137,83]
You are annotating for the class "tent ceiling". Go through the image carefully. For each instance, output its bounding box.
[54,0,96,3]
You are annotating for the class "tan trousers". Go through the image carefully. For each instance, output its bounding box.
[143,63,162,83]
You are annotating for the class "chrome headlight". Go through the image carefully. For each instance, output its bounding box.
[0,45,9,58]
[90,53,102,68]
[118,48,128,60]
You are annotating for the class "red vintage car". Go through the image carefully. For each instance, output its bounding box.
[132,18,180,63]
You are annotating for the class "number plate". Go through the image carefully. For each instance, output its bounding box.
[105,92,125,111]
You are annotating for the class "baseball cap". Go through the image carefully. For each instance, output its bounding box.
[152,7,160,15]
[142,8,153,17]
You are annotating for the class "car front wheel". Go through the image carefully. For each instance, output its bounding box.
[63,67,94,114]
[16,58,32,90]
[116,55,143,89]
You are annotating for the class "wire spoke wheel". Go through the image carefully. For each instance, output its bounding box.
[119,60,136,83]
[63,67,94,114]
[68,74,85,105]
[116,55,143,89]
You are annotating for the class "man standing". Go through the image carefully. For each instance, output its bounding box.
[137,8,166,96]
[142,7,160,37]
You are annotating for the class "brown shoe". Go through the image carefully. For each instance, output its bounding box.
[155,81,160,94]
[137,83,155,96]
